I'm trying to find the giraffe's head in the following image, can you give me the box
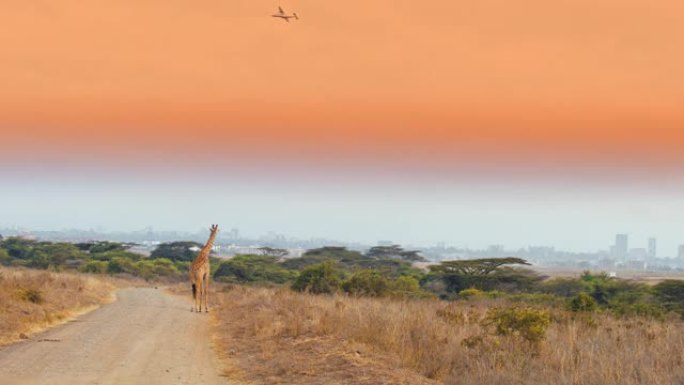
[210,224,219,234]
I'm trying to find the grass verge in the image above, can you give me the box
[211,285,684,385]
[0,268,120,346]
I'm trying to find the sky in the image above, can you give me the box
[2,1,684,255]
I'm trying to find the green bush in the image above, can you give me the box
[610,302,666,319]
[0,249,11,266]
[150,258,180,276]
[27,250,51,269]
[80,260,109,274]
[459,287,485,299]
[214,255,295,284]
[1,237,37,259]
[483,306,551,345]
[342,270,390,297]
[653,280,684,313]
[568,292,598,312]
[540,277,584,297]
[107,256,136,274]
[390,275,430,298]
[580,271,645,305]
[292,261,342,294]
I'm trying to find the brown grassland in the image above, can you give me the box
[212,285,684,385]
[0,268,118,346]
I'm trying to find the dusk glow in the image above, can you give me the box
[2,0,683,254]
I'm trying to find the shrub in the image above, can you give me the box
[292,261,342,294]
[150,258,180,276]
[214,255,294,284]
[610,302,666,319]
[483,306,551,345]
[540,277,584,297]
[390,275,432,298]
[16,288,44,304]
[653,280,684,313]
[342,270,390,297]
[0,249,11,266]
[80,260,109,274]
[107,257,136,274]
[568,292,598,312]
[459,288,485,299]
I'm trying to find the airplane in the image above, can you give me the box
[272,6,298,22]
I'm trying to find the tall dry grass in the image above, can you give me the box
[213,285,684,385]
[0,268,117,345]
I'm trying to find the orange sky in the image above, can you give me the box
[2,0,684,177]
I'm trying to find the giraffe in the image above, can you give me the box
[190,224,218,312]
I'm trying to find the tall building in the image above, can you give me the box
[648,238,656,259]
[678,245,684,259]
[615,234,628,260]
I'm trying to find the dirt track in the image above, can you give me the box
[0,288,225,385]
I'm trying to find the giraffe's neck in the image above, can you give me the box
[201,232,216,254]
[194,231,217,266]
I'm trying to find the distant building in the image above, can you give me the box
[628,248,648,260]
[226,228,240,239]
[487,245,505,256]
[648,237,656,259]
[678,245,684,259]
[614,234,628,260]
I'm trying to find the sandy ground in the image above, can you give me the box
[0,288,225,385]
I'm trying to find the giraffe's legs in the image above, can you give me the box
[195,279,203,313]
[191,282,197,312]
[203,273,209,313]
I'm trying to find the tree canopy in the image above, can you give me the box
[150,241,203,262]
[366,245,426,262]
[429,258,531,275]
[427,257,539,295]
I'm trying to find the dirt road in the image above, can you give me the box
[0,288,225,385]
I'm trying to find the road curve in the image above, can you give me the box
[0,288,225,385]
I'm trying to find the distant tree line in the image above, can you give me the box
[2,237,684,317]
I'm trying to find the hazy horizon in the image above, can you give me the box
[2,168,683,257]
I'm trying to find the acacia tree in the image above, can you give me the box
[150,241,203,262]
[366,245,426,262]
[428,257,538,294]
[430,258,531,275]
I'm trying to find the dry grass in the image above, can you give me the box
[0,267,119,346]
[212,285,684,385]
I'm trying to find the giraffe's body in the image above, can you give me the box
[190,224,218,312]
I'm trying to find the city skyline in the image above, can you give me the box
[1,223,682,260]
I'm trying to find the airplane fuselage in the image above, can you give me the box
[272,13,298,22]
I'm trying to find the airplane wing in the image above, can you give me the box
[278,6,285,14]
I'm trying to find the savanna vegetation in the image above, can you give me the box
[0,237,204,281]
[207,248,684,384]
[3,236,684,383]
[213,285,684,385]
[2,237,683,316]
[0,268,117,346]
